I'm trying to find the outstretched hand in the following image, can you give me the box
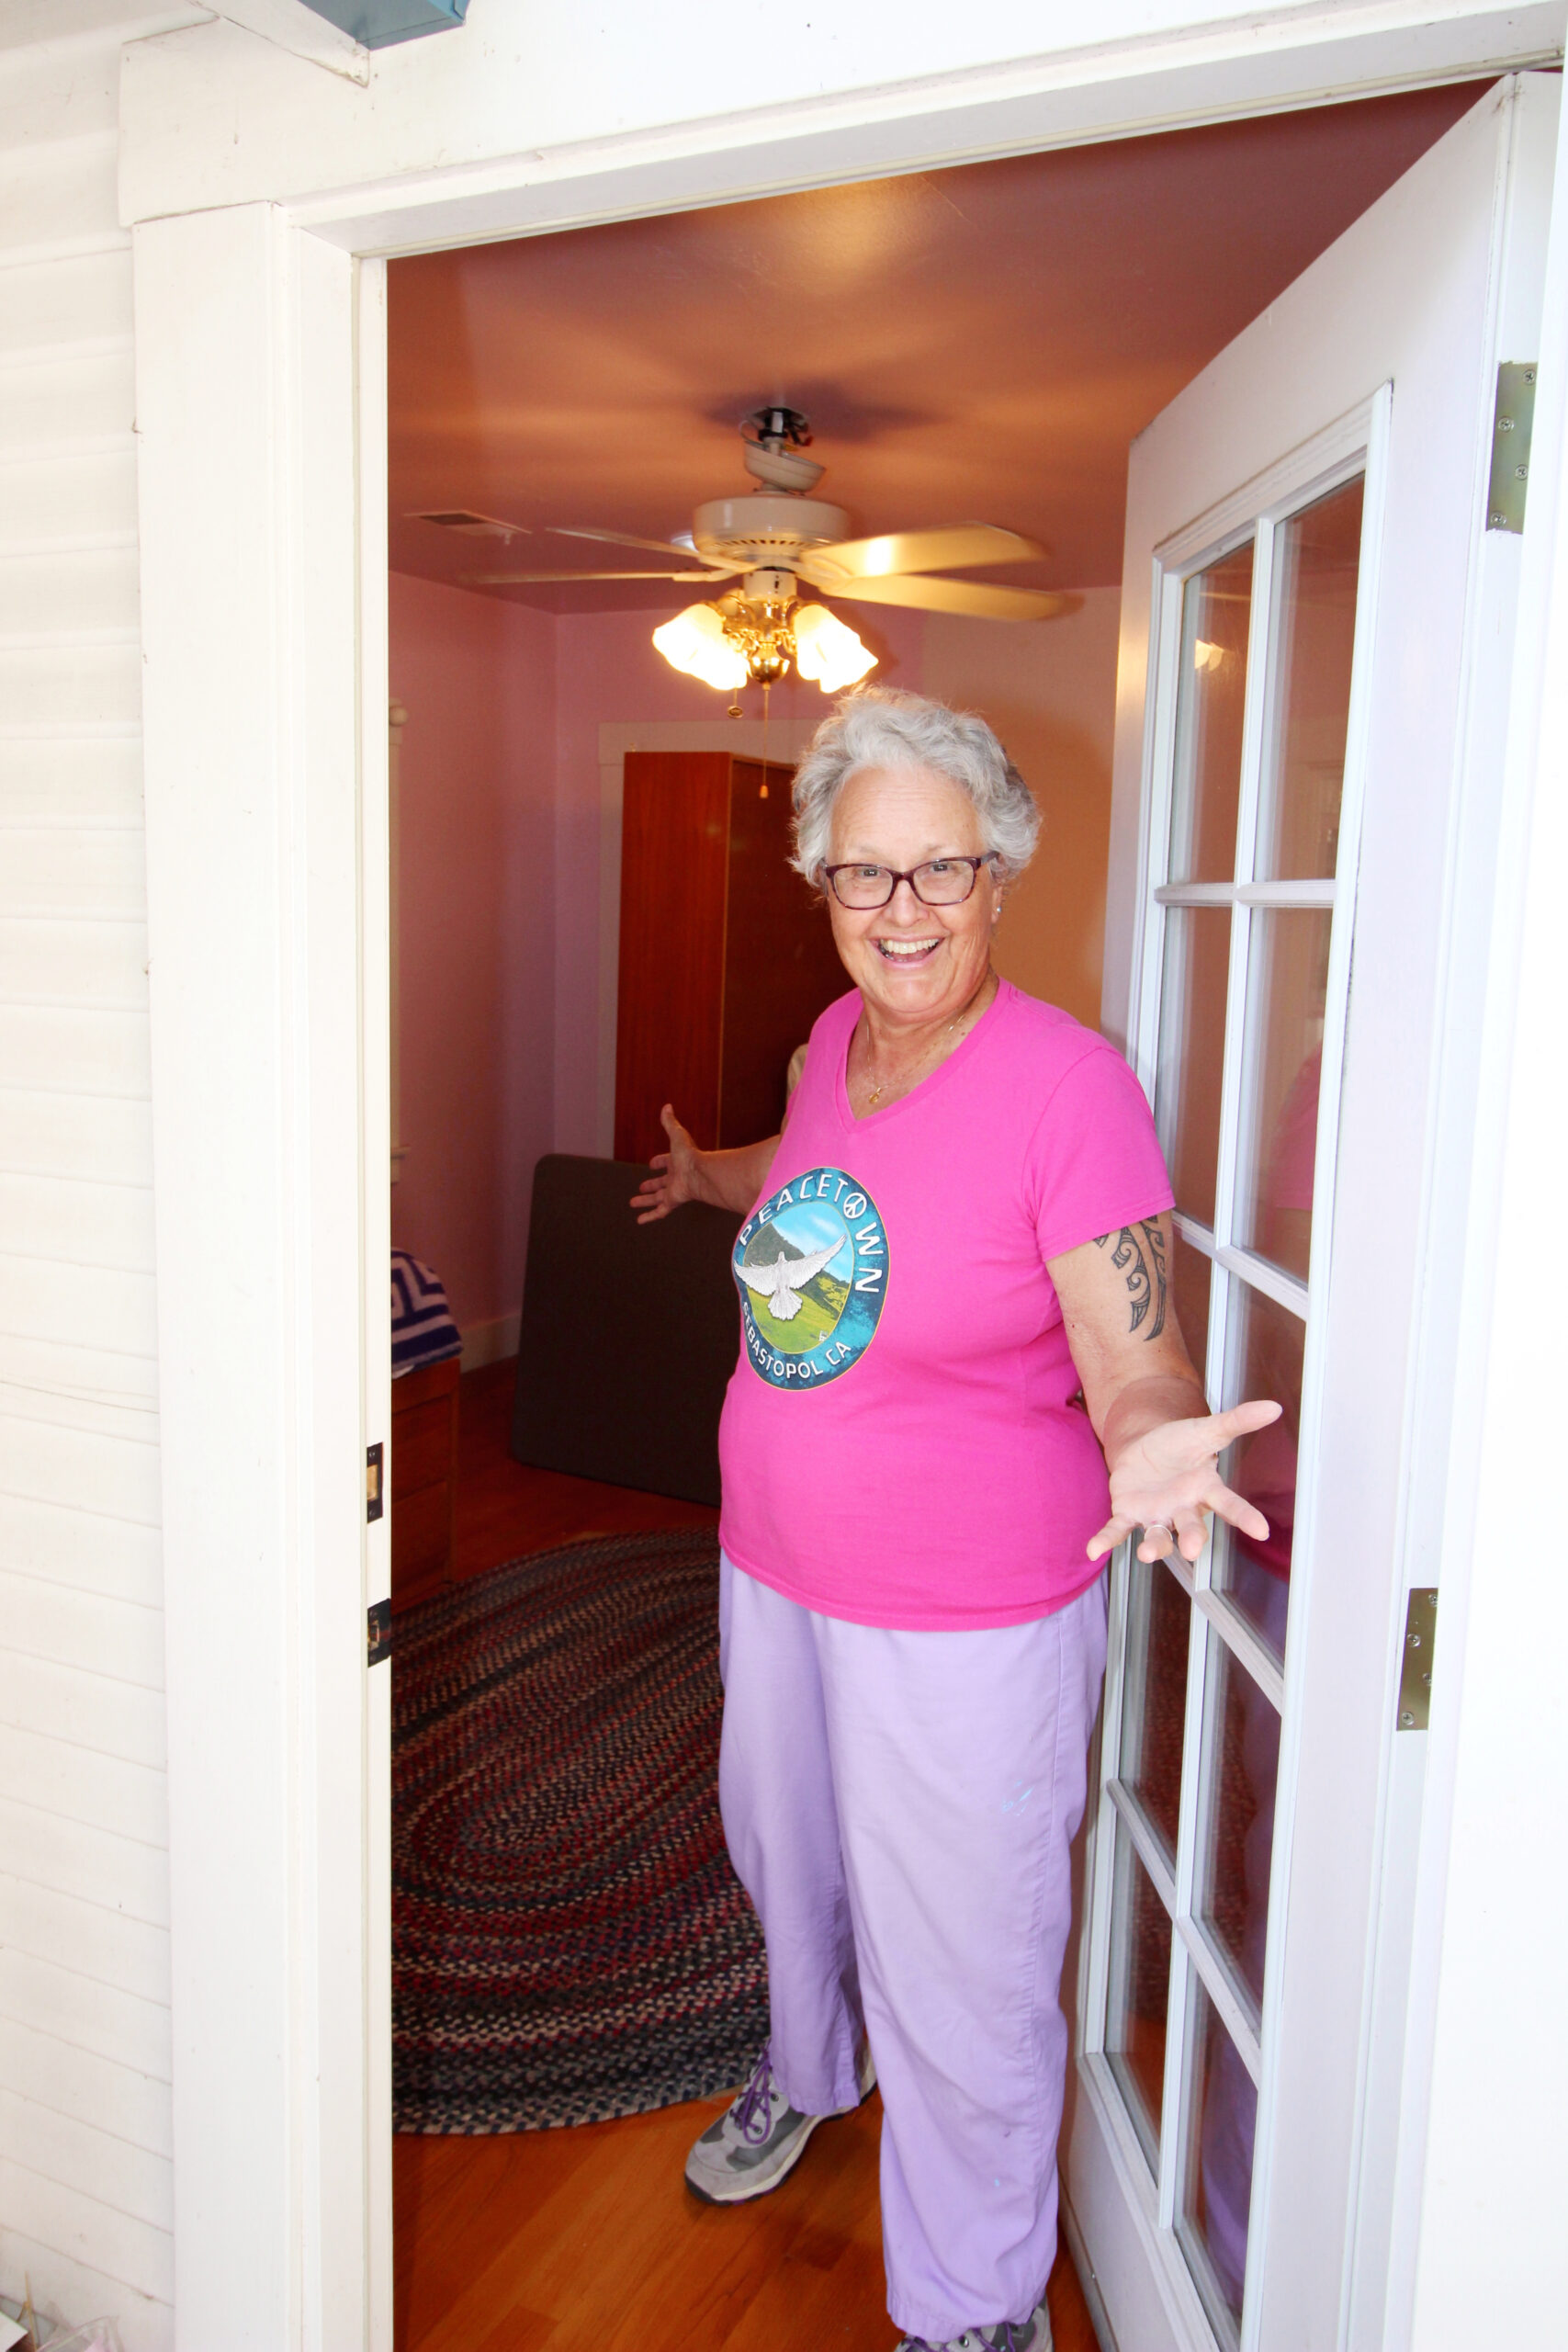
[1088,1397,1282,1565]
[629,1104,704,1225]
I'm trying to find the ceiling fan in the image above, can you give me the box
[463,404,1071,693]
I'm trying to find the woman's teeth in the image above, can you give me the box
[876,937,940,960]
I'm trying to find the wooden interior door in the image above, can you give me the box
[615,751,730,1159]
[615,751,843,1163]
[719,756,845,1146]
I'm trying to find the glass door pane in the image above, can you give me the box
[1169,541,1255,882]
[1233,909,1333,1281]
[1214,1260,1304,1663]
[1195,1642,1281,2020]
[1169,1223,1214,1385]
[1156,907,1231,1229]
[1254,477,1363,881]
[1179,1980,1258,2342]
[1107,1821,1174,2173]
[1118,1556,1190,1860]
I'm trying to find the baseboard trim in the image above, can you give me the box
[458,1311,520,1373]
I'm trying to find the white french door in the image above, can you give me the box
[1067,75,1557,2352]
[1089,418,1379,2348]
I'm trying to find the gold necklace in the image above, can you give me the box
[863,972,995,1109]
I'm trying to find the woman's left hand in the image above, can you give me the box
[1088,1398,1282,1565]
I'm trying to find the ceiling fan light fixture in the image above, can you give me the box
[652,601,750,691]
[653,588,875,695]
[791,600,877,692]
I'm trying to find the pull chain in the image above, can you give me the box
[760,681,771,797]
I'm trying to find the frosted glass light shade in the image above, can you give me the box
[792,600,877,691]
[652,601,749,690]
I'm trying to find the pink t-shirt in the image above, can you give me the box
[716,979,1175,1630]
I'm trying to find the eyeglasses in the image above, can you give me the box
[821,854,999,910]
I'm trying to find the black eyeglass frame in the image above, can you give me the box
[819,853,1001,910]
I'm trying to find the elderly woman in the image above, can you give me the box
[632,688,1276,2352]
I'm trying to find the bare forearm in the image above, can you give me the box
[692,1134,782,1216]
[1097,1371,1208,1470]
[1054,1216,1206,1471]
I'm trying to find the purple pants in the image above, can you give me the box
[717,1556,1108,2341]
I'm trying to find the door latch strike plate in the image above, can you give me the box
[1397,1587,1438,1730]
[367,1598,392,1667]
[367,1441,384,1522]
[1487,362,1537,533]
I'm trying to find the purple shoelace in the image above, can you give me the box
[731,2048,779,2144]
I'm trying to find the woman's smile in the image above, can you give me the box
[873,933,943,964]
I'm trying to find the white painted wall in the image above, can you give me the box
[0,8,201,2346]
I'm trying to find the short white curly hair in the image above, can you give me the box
[790,686,1041,884]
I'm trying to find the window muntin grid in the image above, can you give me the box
[1088,434,1374,2350]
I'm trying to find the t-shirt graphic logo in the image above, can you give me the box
[733,1167,887,1390]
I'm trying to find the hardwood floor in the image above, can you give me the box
[394,1359,1100,2352]
[395,2091,1100,2352]
[450,1357,720,1586]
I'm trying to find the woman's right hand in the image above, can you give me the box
[630,1104,705,1224]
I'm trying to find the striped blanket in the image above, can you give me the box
[391,1250,462,1378]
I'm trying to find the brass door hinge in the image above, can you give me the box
[1487,363,1537,533]
[367,1598,393,1666]
[367,1441,384,1522]
[1397,1588,1438,1730]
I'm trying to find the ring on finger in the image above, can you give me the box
[1144,1521,1175,1556]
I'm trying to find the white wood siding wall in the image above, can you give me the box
[0,13,193,2346]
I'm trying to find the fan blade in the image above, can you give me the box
[547,524,732,566]
[816,574,1072,621]
[463,569,732,584]
[804,525,1046,582]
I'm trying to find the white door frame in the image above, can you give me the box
[124,7,1568,2344]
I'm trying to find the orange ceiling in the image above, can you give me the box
[388,83,1486,613]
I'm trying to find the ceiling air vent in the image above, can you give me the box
[411,510,528,542]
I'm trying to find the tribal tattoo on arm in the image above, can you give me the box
[1093,1218,1168,1340]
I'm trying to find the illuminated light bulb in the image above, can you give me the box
[791,600,877,693]
[652,602,750,690]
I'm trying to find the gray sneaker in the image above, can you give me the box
[897,2301,1053,2352]
[683,2041,875,2205]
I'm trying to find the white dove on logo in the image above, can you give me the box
[736,1240,840,1322]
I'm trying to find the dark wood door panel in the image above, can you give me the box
[615,752,729,1163]
[720,756,846,1146]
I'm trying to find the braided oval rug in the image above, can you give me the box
[392,1528,767,2133]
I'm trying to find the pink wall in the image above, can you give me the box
[550,604,925,1150]
[389,571,556,1339]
